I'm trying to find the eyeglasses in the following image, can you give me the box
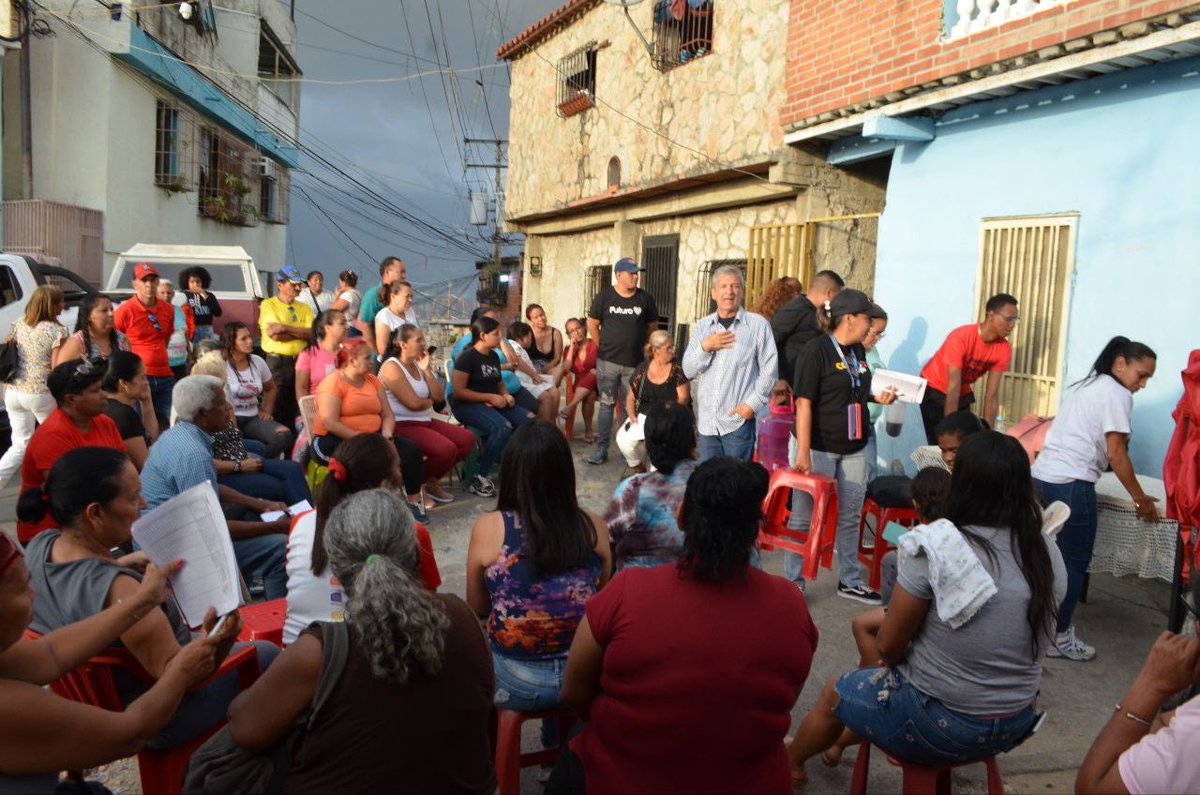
[867,329,887,340]
[73,358,97,377]
[146,311,161,333]
[287,305,298,322]
[994,313,1020,325]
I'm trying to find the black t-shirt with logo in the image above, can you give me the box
[454,346,504,396]
[793,335,873,454]
[588,287,659,367]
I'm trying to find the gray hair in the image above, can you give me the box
[189,351,227,380]
[711,265,745,290]
[324,489,448,685]
[172,375,223,423]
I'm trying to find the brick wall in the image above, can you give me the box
[783,0,1192,128]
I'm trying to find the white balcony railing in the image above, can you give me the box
[946,0,1063,40]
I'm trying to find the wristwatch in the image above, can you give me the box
[233,459,242,473]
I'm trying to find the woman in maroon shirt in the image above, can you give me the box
[556,457,819,793]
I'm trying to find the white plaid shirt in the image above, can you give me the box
[682,307,778,436]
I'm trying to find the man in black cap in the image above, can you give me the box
[584,257,659,465]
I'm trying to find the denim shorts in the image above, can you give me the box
[491,652,566,712]
[833,668,1038,767]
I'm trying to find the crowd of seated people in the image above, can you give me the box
[1,263,1190,795]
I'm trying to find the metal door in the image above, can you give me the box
[640,234,679,332]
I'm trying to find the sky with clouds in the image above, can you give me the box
[286,0,563,292]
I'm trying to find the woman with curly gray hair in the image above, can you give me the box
[227,489,496,792]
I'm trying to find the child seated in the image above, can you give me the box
[823,465,952,767]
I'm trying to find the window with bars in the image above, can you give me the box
[557,43,597,118]
[260,168,290,225]
[197,127,259,226]
[651,0,714,72]
[974,214,1078,423]
[583,264,612,317]
[154,100,191,191]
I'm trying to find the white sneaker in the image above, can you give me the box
[1046,626,1097,661]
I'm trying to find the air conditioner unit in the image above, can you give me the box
[259,158,278,180]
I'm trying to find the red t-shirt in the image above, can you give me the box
[919,323,1012,396]
[572,565,819,794]
[113,297,174,376]
[17,410,126,542]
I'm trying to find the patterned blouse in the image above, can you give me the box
[70,329,131,362]
[485,511,601,661]
[10,321,67,393]
[604,459,698,570]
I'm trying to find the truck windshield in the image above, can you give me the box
[111,262,248,293]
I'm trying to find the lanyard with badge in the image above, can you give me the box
[829,334,866,441]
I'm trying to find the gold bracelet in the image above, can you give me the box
[1115,704,1153,727]
[116,597,150,622]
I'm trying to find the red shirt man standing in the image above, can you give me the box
[113,262,174,427]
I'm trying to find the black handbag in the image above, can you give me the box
[183,621,350,795]
[0,327,19,383]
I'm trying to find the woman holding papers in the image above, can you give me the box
[17,447,277,750]
[786,290,896,601]
[787,432,1066,781]
[614,329,689,471]
[0,531,239,793]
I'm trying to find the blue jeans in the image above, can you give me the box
[451,401,532,475]
[594,359,637,454]
[117,641,279,750]
[148,375,175,428]
[1034,478,1098,632]
[221,457,312,507]
[785,445,870,588]
[697,419,757,462]
[834,667,1038,767]
[233,534,288,600]
[492,652,565,747]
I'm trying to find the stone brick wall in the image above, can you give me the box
[783,0,1191,129]
[505,0,791,220]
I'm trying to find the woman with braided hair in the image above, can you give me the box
[282,433,441,646]
[229,488,495,793]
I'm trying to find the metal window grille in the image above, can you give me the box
[197,127,260,226]
[695,259,747,317]
[641,234,679,332]
[258,22,299,109]
[607,157,621,190]
[154,100,193,190]
[651,0,714,72]
[583,265,612,318]
[259,169,290,225]
[974,214,1078,423]
[557,44,596,117]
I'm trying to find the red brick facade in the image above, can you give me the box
[783,0,1191,128]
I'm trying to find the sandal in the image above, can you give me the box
[426,483,455,504]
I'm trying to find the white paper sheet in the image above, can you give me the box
[871,369,928,404]
[261,500,313,523]
[131,482,243,628]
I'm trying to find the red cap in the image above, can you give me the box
[133,262,160,280]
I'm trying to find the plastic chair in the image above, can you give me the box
[858,499,920,591]
[757,469,839,581]
[1006,415,1054,464]
[850,740,1005,794]
[493,707,577,795]
[236,598,286,647]
[22,629,261,794]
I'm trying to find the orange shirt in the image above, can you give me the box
[919,323,1012,396]
[314,372,384,436]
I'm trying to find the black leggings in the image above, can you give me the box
[310,434,424,497]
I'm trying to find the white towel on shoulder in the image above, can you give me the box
[897,518,997,630]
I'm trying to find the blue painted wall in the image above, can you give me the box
[871,56,1200,478]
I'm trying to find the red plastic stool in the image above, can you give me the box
[850,740,1005,795]
[757,469,839,582]
[858,498,920,591]
[493,707,577,795]
[236,598,287,647]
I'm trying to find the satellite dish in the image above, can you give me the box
[602,0,645,6]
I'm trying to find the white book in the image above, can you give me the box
[871,369,928,404]
[131,482,244,628]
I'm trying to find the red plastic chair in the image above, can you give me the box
[757,469,839,581]
[236,598,287,647]
[851,740,1005,794]
[858,499,921,591]
[22,629,261,794]
[493,707,577,795]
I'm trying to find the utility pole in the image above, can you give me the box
[464,138,508,296]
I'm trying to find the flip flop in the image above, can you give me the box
[427,490,455,504]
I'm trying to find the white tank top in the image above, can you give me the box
[385,357,434,422]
